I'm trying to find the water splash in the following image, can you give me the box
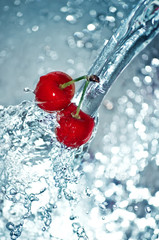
[0,101,85,239]
[1,61,159,239]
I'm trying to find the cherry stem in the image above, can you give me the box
[72,74,100,119]
[72,80,90,119]
[60,75,88,89]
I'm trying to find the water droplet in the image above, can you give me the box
[77,40,84,48]
[145,65,152,73]
[14,0,21,5]
[3,5,9,11]
[142,53,149,61]
[0,105,4,111]
[10,188,17,195]
[60,6,69,13]
[32,25,39,32]
[117,11,124,18]
[72,222,80,232]
[133,76,142,87]
[103,99,113,110]
[152,58,159,67]
[146,206,152,213]
[74,31,84,38]
[85,187,91,197]
[134,205,138,211]
[17,12,23,17]
[87,23,96,31]
[70,215,76,220]
[89,9,97,17]
[67,36,76,48]
[6,222,15,231]
[45,218,52,227]
[109,6,117,13]
[0,50,6,57]
[105,16,115,22]
[66,15,76,24]
[144,75,152,84]
[23,87,33,93]
[53,15,61,22]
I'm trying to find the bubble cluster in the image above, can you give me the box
[0,101,84,239]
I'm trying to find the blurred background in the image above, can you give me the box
[0,0,140,107]
[1,0,159,239]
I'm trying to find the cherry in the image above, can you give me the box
[55,75,99,148]
[56,103,95,148]
[34,71,75,112]
[34,71,99,148]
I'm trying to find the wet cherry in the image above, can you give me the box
[34,71,75,112]
[34,71,99,148]
[56,103,95,148]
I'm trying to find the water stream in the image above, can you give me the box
[79,0,159,116]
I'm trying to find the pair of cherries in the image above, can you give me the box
[34,71,99,148]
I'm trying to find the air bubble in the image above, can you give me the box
[17,12,23,17]
[144,75,152,84]
[74,31,84,38]
[77,40,84,48]
[152,58,159,66]
[6,222,14,231]
[146,206,152,213]
[85,187,92,197]
[0,50,6,57]
[70,215,76,220]
[32,25,39,32]
[67,58,74,64]
[0,105,4,110]
[142,53,149,61]
[85,42,93,48]
[66,15,76,24]
[23,87,33,93]
[134,205,138,211]
[14,0,21,5]
[72,222,80,232]
[53,15,61,22]
[60,6,69,12]
[3,5,9,11]
[87,23,96,31]
[103,99,114,110]
[89,9,97,17]
[105,16,115,22]
[133,76,142,87]
[10,188,17,195]
[117,11,124,18]
[145,65,152,73]
[67,36,76,48]
[109,6,117,13]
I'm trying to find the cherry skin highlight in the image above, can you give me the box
[34,71,75,112]
[56,103,95,148]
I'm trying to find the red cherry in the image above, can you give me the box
[55,103,95,148]
[34,71,75,112]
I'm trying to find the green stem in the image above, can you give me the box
[72,80,90,119]
[60,75,88,89]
